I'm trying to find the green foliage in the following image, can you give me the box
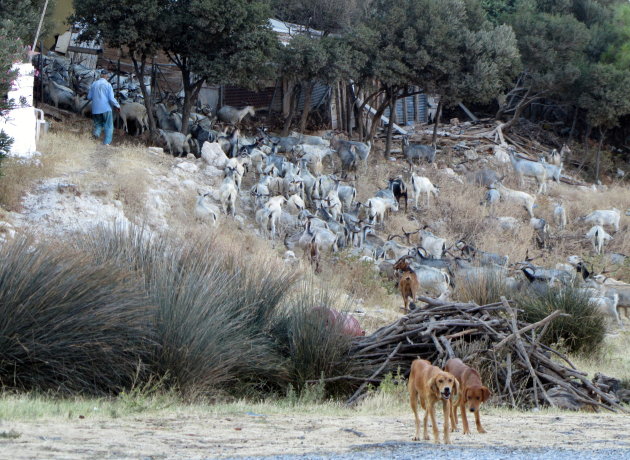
[0,236,156,395]
[578,62,630,129]
[516,285,606,354]
[349,0,520,106]
[453,270,516,305]
[0,0,53,44]
[272,283,356,394]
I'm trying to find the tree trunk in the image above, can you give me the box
[298,81,314,134]
[568,106,578,143]
[131,53,157,135]
[595,127,606,184]
[179,67,204,137]
[385,92,396,158]
[282,83,300,136]
[367,96,391,143]
[431,98,442,145]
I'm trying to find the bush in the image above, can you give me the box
[0,236,155,395]
[72,225,295,395]
[272,282,357,395]
[516,285,606,354]
[453,269,516,305]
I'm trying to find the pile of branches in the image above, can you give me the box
[335,297,625,412]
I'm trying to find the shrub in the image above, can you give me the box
[272,282,357,395]
[453,269,516,305]
[72,225,295,395]
[0,236,155,395]
[516,285,606,354]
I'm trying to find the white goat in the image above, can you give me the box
[195,192,218,227]
[496,183,536,218]
[120,102,148,134]
[409,264,451,298]
[365,197,399,225]
[324,189,343,222]
[580,208,621,232]
[540,158,563,183]
[256,195,286,239]
[224,158,245,191]
[418,229,446,259]
[158,129,191,157]
[217,105,255,125]
[219,174,238,216]
[590,293,622,327]
[286,194,305,214]
[553,202,567,230]
[508,148,547,194]
[585,225,612,254]
[411,174,439,207]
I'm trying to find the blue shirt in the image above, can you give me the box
[87,78,120,114]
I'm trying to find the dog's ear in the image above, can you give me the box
[481,386,491,403]
[429,376,439,396]
[452,377,460,398]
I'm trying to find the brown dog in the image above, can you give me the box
[408,358,459,444]
[445,358,491,434]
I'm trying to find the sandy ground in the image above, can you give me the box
[1,410,629,459]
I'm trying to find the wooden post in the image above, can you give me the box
[402,96,408,125]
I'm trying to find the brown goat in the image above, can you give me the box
[400,271,420,312]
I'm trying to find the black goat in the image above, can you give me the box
[389,177,408,212]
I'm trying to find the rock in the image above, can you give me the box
[203,165,224,178]
[450,118,460,125]
[441,167,456,176]
[186,153,196,160]
[283,250,296,260]
[493,144,510,163]
[234,215,245,229]
[546,386,585,411]
[201,141,228,169]
[180,179,197,190]
[175,161,199,173]
[148,146,164,155]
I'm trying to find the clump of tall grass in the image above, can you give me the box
[0,236,155,395]
[516,285,606,354]
[453,269,516,305]
[272,282,358,395]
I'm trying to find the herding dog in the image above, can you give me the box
[408,358,459,444]
[445,358,491,434]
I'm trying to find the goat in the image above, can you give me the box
[411,174,439,208]
[286,194,305,214]
[378,177,408,212]
[366,197,399,225]
[508,148,547,194]
[495,183,536,218]
[336,183,357,212]
[195,191,219,227]
[335,144,357,179]
[585,225,612,254]
[330,134,371,171]
[219,173,238,216]
[157,129,191,157]
[324,189,343,222]
[482,186,501,208]
[120,102,148,135]
[465,168,502,187]
[217,105,255,125]
[224,158,245,191]
[419,229,446,259]
[554,202,567,230]
[590,293,622,327]
[394,257,450,298]
[217,128,240,157]
[155,103,179,131]
[540,158,563,182]
[579,209,621,232]
[73,94,92,116]
[400,271,420,312]
[44,79,75,109]
[402,136,436,169]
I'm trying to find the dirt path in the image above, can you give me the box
[2,411,628,459]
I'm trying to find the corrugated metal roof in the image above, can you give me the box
[385,93,428,124]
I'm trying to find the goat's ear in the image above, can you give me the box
[481,386,491,402]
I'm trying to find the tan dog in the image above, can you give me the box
[408,358,459,444]
[445,358,491,434]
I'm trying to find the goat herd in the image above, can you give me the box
[189,122,629,330]
[37,54,629,328]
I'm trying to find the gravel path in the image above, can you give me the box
[229,442,628,460]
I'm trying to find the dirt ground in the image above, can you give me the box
[1,410,629,459]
